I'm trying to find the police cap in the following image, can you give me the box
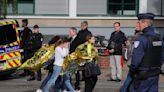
[137,13,155,20]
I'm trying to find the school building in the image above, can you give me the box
[5,0,164,39]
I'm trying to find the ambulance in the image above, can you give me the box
[0,19,22,75]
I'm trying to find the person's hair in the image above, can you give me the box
[141,19,153,26]
[86,34,93,42]
[136,21,139,24]
[55,37,68,47]
[33,24,39,29]
[81,21,88,26]
[22,19,28,25]
[70,27,77,32]
[114,22,120,26]
[48,35,60,45]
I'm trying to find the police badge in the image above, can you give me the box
[134,41,140,48]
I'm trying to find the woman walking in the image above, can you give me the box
[44,37,74,92]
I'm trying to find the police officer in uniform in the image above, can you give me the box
[25,25,44,81]
[127,13,164,92]
[21,19,32,52]
[20,19,32,76]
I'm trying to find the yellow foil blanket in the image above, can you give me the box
[18,44,55,72]
[62,43,98,71]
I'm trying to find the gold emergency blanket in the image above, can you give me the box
[63,43,98,71]
[18,44,55,71]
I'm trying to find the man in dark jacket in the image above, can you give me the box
[20,19,32,76]
[107,22,126,82]
[25,25,43,81]
[71,21,92,53]
[71,21,92,91]
[21,19,32,52]
[69,27,77,54]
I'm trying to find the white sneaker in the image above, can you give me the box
[36,89,43,92]
[63,90,68,92]
[75,90,81,92]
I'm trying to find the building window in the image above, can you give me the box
[7,0,17,14]
[5,0,34,15]
[77,0,106,16]
[35,0,69,15]
[161,0,164,16]
[107,0,138,16]
[17,0,34,14]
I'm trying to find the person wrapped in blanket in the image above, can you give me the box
[43,37,74,92]
[18,39,55,72]
[63,34,100,92]
[36,35,59,92]
[33,35,73,92]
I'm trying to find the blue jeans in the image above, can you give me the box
[54,76,63,92]
[54,72,74,92]
[44,65,62,92]
[63,72,74,92]
[40,71,53,89]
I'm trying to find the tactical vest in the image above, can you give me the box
[139,34,162,68]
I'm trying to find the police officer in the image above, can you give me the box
[127,13,164,92]
[21,19,32,51]
[19,19,32,76]
[25,24,44,81]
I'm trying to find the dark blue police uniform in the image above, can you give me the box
[121,13,164,92]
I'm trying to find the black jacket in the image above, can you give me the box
[107,31,126,55]
[69,36,77,54]
[21,27,32,48]
[24,33,43,52]
[69,29,92,53]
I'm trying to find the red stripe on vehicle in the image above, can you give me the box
[8,62,13,67]
[13,60,19,66]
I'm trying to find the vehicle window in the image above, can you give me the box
[0,24,17,45]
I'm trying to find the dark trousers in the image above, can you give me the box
[28,69,41,80]
[74,69,85,90]
[85,76,98,92]
[23,50,34,76]
[74,71,80,90]
[36,69,42,80]
[129,75,159,92]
